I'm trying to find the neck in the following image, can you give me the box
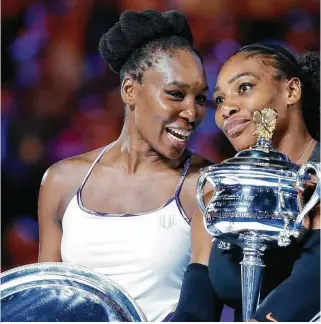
[273,114,315,164]
[112,115,172,174]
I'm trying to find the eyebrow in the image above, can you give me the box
[166,81,209,92]
[228,72,261,84]
[213,72,261,93]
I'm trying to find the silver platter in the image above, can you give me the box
[1,262,146,322]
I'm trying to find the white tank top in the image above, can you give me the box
[61,146,193,322]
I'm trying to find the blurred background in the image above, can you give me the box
[1,0,319,280]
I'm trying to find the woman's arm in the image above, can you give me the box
[251,229,320,322]
[171,191,224,322]
[250,181,320,322]
[38,165,65,262]
[190,191,213,265]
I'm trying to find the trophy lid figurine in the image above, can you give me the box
[196,107,321,321]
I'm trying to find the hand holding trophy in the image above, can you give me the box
[196,107,321,321]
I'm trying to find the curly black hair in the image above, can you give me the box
[98,9,201,84]
[235,44,320,140]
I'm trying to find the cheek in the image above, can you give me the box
[242,92,268,112]
[135,110,161,134]
[135,92,160,120]
[249,85,284,109]
[134,98,171,136]
[247,93,287,128]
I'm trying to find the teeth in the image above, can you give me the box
[168,133,186,142]
[167,128,192,136]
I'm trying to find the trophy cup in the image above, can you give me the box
[1,263,146,322]
[196,108,321,321]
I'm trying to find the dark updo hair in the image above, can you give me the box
[98,9,201,84]
[235,44,320,140]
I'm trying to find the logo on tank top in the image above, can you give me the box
[159,213,175,229]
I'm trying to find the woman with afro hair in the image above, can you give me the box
[38,9,210,322]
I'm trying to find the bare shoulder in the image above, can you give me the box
[42,149,102,190]
[40,148,105,214]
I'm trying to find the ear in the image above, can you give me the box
[285,77,302,105]
[120,76,136,106]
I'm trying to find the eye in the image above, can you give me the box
[214,96,224,106]
[165,90,184,99]
[239,83,253,93]
[196,94,207,105]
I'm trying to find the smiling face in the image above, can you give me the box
[213,52,300,152]
[123,49,208,159]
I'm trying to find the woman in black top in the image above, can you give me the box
[172,44,320,322]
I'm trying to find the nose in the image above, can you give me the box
[180,108,196,124]
[179,100,203,127]
[221,102,240,119]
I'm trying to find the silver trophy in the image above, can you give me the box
[196,108,321,321]
[1,262,146,322]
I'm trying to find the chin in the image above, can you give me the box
[229,136,257,152]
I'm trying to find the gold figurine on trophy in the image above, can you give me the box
[253,108,278,140]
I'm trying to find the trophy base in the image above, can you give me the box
[239,232,267,322]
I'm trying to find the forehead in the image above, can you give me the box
[144,49,206,87]
[217,53,276,83]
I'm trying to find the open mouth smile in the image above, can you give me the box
[165,127,193,145]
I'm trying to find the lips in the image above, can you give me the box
[165,126,193,148]
[166,127,193,139]
[223,119,250,138]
